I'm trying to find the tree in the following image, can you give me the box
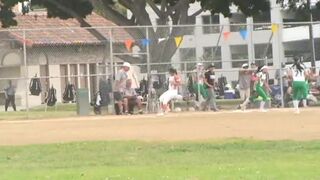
[1,0,271,68]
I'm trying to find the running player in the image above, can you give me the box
[255,65,271,112]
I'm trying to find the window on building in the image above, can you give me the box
[202,15,220,34]
[229,13,247,32]
[180,48,196,71]
[230,45,248,68]
[203,47,222,69]
[79,64,88,88]
[184,16,196,35]
[70,64,78,88]
[254,43,274,66]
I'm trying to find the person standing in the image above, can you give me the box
[238,63,252,111]
[255,66,271,112]
[158,68,182,115]
[4,80,16,111]
[287,60,308,113]
[204,64,218,111]
[114,62,131,115]
[191,63,207,109]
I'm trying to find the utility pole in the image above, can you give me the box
[307,0,316,69]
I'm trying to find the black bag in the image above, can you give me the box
[29,75,42,96]
[99,79,111,106]
[46,86,57,106]
[63,84,75,102]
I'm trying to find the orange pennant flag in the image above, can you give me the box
[223,32,231,40]
[125,39,134,51]
[271,24,278,33]
[175,36,183,47]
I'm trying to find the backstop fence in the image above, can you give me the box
[0,22,320,118]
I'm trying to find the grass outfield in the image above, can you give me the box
[0,104,77,120]
[1,140,320,179]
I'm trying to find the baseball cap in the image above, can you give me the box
[123,62,131,68]
[196,62,203,67]
[242,63,249,68]
[260,65,268,71]
[208,63,215,68]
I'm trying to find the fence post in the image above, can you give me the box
[276,23,285,108]
[146,26,152,113]
[23,30,29,118]
[109,28,115,114]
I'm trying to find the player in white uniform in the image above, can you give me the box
[158,68,181,115]
[287,60,308,114]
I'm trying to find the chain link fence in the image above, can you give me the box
[0,22,320,119]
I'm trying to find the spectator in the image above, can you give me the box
[4,80,16,111]
[192,63,207,100]
[275,63,289,106]
[204,64,218,111]
[123,79,143,115]
[238,63,252,111]
[114,62,130,115]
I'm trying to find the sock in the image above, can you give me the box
[260,101,265,110]
[293,100,299,111]
[302,99,307,107]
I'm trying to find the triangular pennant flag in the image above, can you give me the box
[223,32,231,40]
[239,29,248,40]
[158,38,166,43]
[271,24,278,33]
[141,39,151,47]
[125,39,134,51]
[175,36,183,47]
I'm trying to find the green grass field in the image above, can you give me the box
[0,103,77,120]
[1,140,320,179]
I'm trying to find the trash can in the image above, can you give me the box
[76,88,90,116]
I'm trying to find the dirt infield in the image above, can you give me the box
[1,108,320,146]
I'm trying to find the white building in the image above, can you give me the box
[131,0,320,82]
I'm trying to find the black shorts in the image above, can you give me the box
[114,92,124,102]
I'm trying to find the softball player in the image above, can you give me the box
[255,66,271,112]
[158,68,182,115]
[288,61,308,114]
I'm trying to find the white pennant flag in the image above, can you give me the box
[158,38,166,43]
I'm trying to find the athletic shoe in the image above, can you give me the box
[260,109,268,112]
[157,112,164,116]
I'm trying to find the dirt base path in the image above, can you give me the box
[1,108,320,146]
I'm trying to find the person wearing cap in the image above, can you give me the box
[114,62,131,115]
[238,63,252,111]
[191,63,207,104]
[203,64,218,111]
[255,65,271,112]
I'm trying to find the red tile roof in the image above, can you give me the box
[1,12,132,47]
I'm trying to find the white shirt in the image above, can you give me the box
[168,76,176,91]
[257,72,267,86]
[291,68,305,82]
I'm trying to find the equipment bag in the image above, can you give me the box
[46,86,57,106]
[63,83,75,102]
[29,75,42,96]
